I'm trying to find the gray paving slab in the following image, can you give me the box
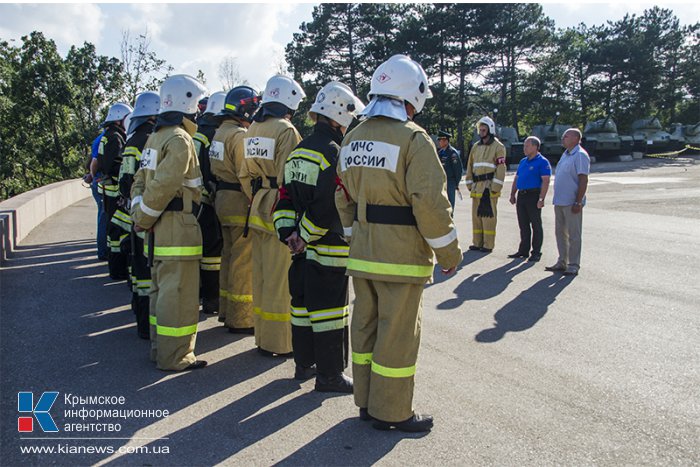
[1,156,699,466]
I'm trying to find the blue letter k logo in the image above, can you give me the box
[18,392,59,432]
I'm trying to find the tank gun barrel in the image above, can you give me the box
[549,111,560,131]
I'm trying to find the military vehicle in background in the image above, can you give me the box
[581,115,634,158]
[531,111,569,164]
[669,122,700,153]
[631,117,673,153]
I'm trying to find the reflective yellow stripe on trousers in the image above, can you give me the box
[157,323,198,337]
[254,307,290,322]
[352,352,415,377]
[352,352,372,365]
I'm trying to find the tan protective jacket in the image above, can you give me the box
[131,119,203,261]
[210,119,251,227]
[335,116,462,284]
[465,137,507,196]
[240,117,302,234]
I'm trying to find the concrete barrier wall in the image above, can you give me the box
[0,179,91,264]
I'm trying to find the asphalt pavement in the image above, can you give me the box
[1,155,698,466]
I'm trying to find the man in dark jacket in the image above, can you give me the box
[437,130,463,215]
[98,102,132,280]
[274,81,364,393]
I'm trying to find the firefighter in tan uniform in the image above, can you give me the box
[241,75,304,357]
[131,74,208,371]
[464,116,506,252]
[210,86,261,334]
[336,55,462,432]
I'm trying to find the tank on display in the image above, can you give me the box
[668,122,700,152]
[531,112,569,164]
[631,117,673,153]
[581,115,634,158]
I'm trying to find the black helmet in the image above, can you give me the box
[219,86,261,122]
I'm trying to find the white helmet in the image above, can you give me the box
[204,91,227,115]
[261,75,306,111]
[476,116,496,135]
[131,91,160,118]
[310,81,365,128]
[158,74,208,115]
[124,114,134,139]
[367,54,432,113]
[103,102,132,125]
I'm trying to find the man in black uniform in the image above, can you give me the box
[116,91,159,338]
[274,81,364,393]
[98,102,132,280]
[193,92,226,314]
[437,130,463,215]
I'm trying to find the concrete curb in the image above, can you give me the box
[0,179,91,264]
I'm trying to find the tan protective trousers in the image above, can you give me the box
[219,225,254,328]
[351,277,424,422]
[149,259,200,370]
[471,195,499,249]
[252,230,292,354]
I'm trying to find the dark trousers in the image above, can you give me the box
[288,252,349,377]
[131,233,151,339]
[104,195,128,279]
[197,202,222,303]
[516,190,543,255]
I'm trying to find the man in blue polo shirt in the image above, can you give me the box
[508,136,551,262]
[83,130,107,260]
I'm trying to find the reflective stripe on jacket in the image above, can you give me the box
[465,136,506,195]
[335,116,462,284]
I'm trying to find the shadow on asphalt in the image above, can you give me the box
[474,273,574,343]
[1,237,312,465]
[103,381,357,466]
[274,418,424,466]
[436,259,535,309]
[428,250,487,287]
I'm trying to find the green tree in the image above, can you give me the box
[65,42,123,160]
[482,3,554,132]
[4,32,78,197]
[119,30,172,104]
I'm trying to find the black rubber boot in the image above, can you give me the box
[314,373,353,393]
[359,408,373,421]
[372,413,434,433]
[201,297,219,314]
[294,365,317,381]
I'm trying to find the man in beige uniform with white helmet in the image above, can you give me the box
[336,55,462,432]
[210,85,261,333]
[464,116,506,252]
[131,74,208,371]
[241,75,304,357]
